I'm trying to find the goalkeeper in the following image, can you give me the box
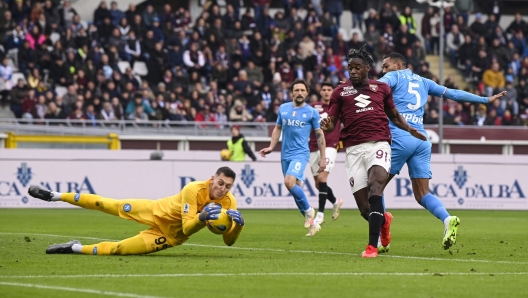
[27,166,245,255]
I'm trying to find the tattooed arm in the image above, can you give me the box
[314,128,327,173]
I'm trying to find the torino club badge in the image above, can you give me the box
[369,84,378,92]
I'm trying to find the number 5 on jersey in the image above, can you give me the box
[407,82,421,110]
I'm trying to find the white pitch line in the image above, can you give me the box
[0,281,165,298]
[183,243,528,265]
[1,272,528,279]
[2,232,528,266]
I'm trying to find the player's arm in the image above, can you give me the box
[241,138,257,161]
[315,128,327,173]
[259,124,282,157]
[424,78,507,104]
[181,185,208,236]
[181,186,222,236]
[321,88,341,132]
[223,198,244,246]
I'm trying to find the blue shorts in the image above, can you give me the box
[390,134,432,179]
[281,159,308,181]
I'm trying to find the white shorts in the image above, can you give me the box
[309,147,338,175]
[345,141,391,193]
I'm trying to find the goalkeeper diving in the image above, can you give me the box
[27,166,244,255]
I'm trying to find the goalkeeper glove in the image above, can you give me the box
[226,209,244,226]
[199,203,222,222]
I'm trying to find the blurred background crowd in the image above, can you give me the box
[0,0,526,126]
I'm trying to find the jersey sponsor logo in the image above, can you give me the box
[340,89,358,96]
[123,203,132,212]
[281,111,287,115]
[401,113,423,124]
[354,94,372,108]
[369,84,378,92]
[183,203,189,214]
[314,105,323,112]
[285,119,306,127]
[343,86,355,91]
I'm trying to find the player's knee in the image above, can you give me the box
[284,178,296,189]
[367,181,384,196]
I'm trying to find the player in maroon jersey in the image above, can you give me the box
[307,82,343,230]
[321,46,426,258]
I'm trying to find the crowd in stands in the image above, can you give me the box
[0,0,526,126]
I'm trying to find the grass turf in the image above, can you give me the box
[0,209,527,298]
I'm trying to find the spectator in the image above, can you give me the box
[482,62,505,97]
[142,5,158,28]
[507,13,527,35]
[421,7,434,54]
[128,104,148,122]
[45,101,67,122]
[59,0,78,29]
[454,0,474,25]
[446,24,464,67]
[470,13,487,38]
[499,82,519,116]
[93,1,111,26]
[229,99,253,122]
[399,6,417,35]
[349,0,367,31]
[195,104,218,127]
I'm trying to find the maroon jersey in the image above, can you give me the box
[309,101,341,152]
[328,79,395,148]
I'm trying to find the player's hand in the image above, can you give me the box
[317,158,326,173]
[320,117,331,131]
[409,127,428,141]
[488,91,507,103]
[226,209,245,226]
[259,147,272,157]
[199,203,222,222]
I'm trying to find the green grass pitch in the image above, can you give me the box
[0,209,527,298]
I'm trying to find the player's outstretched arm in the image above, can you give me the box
[425,78,507,104]
[385,107,427,141]
[223,209,244,246]
[320,116,338,132]
[259,124,282,157]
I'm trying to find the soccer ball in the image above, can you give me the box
[206,208,233,235]
[220,149,231,161]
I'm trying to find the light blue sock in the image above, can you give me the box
[421,193,450,222]
[381,193,386,212]
[290,185,310,214]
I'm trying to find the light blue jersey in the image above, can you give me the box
[276,102,320,181]
[378,69,488,178]
[379,69,488,137]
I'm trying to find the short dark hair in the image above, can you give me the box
[383,52,407,66]
[321,82,334,89]
[347,44,374,65]
[216,166,236,180]
[290,78,310,93]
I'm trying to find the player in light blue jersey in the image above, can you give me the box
[378,53,507,251]
[259,79,327,236]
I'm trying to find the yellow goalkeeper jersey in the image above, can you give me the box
[152,180,238,246]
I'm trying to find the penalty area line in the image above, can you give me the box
[0,281,164,298]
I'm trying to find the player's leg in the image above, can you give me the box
[408,140,460,250]
[28,185,157,226]
[309,151,326,224]
[362,142,392,258]
[321,147,342,220]
[46,228,172,255]
[283,159,315,229]
[345,144,369,221]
